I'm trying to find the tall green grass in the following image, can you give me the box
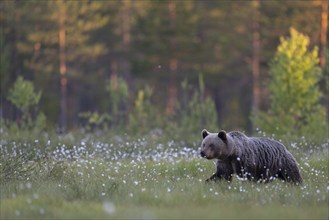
[1,132,328,219]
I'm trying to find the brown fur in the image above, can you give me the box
[200,129,303,184]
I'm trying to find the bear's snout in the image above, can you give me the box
[200,151,206,158]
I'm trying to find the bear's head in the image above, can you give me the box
[200,129,233,160]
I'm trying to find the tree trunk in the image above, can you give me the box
[58,0,67,132]
[166,58,178,115]
[122,0,131,77]
[320,0,328,71]
[110,60,118,120]
[320,0,328,121]
[251,0,261,127]
[12,1,19,122]
[166,0,177,116]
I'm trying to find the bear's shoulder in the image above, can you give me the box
[228,131,248,140]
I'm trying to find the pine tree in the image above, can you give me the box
[10,1,110,128]
[254,28,328,143]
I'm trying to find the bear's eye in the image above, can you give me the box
[209,144,215,149]
[203,143,205,147]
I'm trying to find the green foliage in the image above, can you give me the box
[76,74,219,139]
[253,28,328,143]
[7,76,41,114]
[78,112,111,132]
[106,77,129,113]
[79,77,128,131]
[106,76,129,126]
[6,76,46,131]
[178,74,218,136]
[124,74,219,138]
[0,155,34,184]
[128,85,162,133]
[0,33,10,97]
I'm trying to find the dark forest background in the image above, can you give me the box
[0,0,328,139]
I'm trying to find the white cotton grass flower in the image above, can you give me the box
[15,210,20,216]
[26,182,32,189]
[39,208,45,215]
[103,201,116,215]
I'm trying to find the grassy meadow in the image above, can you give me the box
[0,131,328,219]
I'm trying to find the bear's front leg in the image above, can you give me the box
[205,172,233,182]
[206,173,220,182]
[206,160,233,182]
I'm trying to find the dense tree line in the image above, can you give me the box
[0,0,327,134]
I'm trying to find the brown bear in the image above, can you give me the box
[200,129,303,184]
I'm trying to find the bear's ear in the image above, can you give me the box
[218,130,227,143]
[201,129,209,139]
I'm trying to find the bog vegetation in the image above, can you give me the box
[0,129,328,219]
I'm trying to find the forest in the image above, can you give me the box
[1,0,327,138]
